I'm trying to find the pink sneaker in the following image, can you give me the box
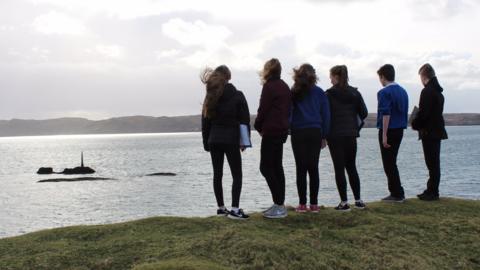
[295,204,308,213]
[309,205,320,213]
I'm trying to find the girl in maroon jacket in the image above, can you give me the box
[254,58,292,219]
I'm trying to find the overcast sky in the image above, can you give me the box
[1,0,479,120]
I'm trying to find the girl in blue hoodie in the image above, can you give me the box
[290,64,330,213]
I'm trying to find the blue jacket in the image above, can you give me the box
[290,85,331,137]
[377,83,409,129]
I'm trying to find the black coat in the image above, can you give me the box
[201,83,251,151]
[326,85,368,138]
[412,77,448,140]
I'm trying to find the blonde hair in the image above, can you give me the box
[259,58,282,85]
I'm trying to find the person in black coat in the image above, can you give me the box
[412,63,448,201]
[201,65,251,219]
[326,65,368,211]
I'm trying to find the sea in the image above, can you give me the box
[0,126,479,238]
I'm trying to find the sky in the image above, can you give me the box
[0,0,479,120]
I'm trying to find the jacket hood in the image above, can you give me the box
[327,85,359,103]
[426,77,443,93]
[220,83,237,100]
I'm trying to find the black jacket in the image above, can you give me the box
[326,85,368,138]
[411,77,448,140]
[201,83,251,151]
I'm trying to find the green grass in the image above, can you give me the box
[1,198,479,270]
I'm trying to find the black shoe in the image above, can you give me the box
[382,195,405,203]
[228,209,249,220]
[334,202,351,212]
[354,200,366,209]
[217,208,229,216]
[418,193,439,201]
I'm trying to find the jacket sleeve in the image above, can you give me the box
[357,92,369,120]
[412,88,431,130]
[320,92,331,138]
[377,90,392,116]
[254,84,272,133]
[201,115,211,151]
[237,91,251,137]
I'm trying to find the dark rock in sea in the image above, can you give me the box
[38,177,115,183]
[145,172,177,176]
[37,167,54,174]
[61,166,96,175]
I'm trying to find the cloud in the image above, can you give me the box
[92,45,125,59]
[409,0,479,19]
[161,18,231,49]
[32,11,87,35]
[155,49,180,59]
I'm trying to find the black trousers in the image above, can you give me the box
[328,136,361,202]
[422,139,442,196]
[210,144,242,208]
[260,134,287,205]
[378,129,405,198]
[291,128,322,205]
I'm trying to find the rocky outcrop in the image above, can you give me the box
[38,177,114,183]
[145,172,177,176]
[37,167,54,174]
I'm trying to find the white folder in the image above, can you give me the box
[239,124,252,147]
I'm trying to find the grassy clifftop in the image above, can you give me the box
[0,198,479,270]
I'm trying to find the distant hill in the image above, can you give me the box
[0,114,479,137]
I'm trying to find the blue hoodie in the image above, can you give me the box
[290,85,331,137]
[377,82,409,129]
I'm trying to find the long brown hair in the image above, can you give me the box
[200,65,231,119]
[292,64,318,101]
[260,58,282,85]
[330,65,349,89]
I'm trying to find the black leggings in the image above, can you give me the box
[291,128,322,205]
[210,144,242,208]
[260,135,287,205]
[328,136,361,202]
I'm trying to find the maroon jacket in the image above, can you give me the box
[254,78,292,136]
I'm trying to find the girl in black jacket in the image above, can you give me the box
[201,65,251,219]
[326,65,368,211]
[412,63,448,201]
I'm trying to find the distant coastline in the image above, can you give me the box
[1,113,479,137]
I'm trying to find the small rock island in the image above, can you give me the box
[36,152,96,175]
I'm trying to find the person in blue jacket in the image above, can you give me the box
[290,64,330,213]
[376,64,409,203]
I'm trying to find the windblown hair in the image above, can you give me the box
[260,58,282,85]
[200,65,231,119]
[292,63,318,101]
[418,63,436,80]
[330,65,349,89]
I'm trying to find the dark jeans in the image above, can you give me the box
[422,139,442,196]
[210,144,242,208]
[260,134,287,205]
[378,129,405,198]
[291,128,322,205]
[328,136,361,202]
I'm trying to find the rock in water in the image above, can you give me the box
[62,166,96,175]
[38,177,114,183]
[145,172,177,176]
[37,167,54,174]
